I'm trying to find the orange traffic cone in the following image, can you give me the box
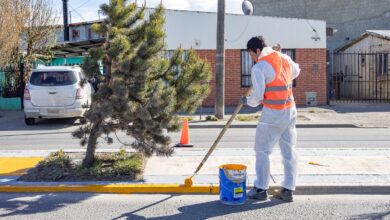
[175,118,194,147]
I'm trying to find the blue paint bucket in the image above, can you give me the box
[219,164,247,205]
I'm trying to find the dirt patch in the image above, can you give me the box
[236,115,260,121]
[304,111,390,128]
[18,150,146,182]
[298,115,311,121]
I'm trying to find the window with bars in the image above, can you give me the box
[241,50,253,88]
[241,49,296,87]
[282,49,297,87]
[377,53,389,75]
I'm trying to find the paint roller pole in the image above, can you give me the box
[185,88,252,187]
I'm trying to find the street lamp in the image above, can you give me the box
[242,0,253,15]
[215,0,253,119]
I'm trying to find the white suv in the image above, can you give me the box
[23,66,94,125]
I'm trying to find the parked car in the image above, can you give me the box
[23,66,94,125]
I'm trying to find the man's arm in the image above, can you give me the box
[246,65,266,107]
[283,54,301,79]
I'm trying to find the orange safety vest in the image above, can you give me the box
[257,51,295,110]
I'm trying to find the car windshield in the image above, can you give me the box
[30,71,77,86]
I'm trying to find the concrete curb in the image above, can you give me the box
[189,124,358,129]
[1,184,389,195]
[0,184,219,194]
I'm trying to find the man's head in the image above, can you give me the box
[272,43,281,52]
[247,36,267,62]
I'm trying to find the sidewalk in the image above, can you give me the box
[186,104,390,128]
[1,148,389,194]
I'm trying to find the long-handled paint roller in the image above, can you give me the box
[184,88,253,187]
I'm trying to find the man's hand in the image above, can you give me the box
[240,96,248,106]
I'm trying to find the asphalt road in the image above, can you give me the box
[0,119,390,150]
[0,193,389,220]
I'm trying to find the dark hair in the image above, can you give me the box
[247,36,267,52]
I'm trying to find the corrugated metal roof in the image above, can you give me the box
[367,30,390,38]
[52,38,105,57]
[335,30,390,52]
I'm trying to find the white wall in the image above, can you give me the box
[161,10,326,50]
[58,9,326,50]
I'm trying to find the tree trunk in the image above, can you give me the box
[83,120,101,167]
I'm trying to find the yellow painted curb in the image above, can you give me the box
[0,157,43,175]
[0,184,220,194]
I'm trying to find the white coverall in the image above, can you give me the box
[247,47,301,191]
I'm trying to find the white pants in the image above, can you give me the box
[254,106,298,191]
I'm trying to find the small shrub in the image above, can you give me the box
[19,149,145,181]
[206,115,218,121]
[88,159,105,176]
[21,149,73,181]
[237,115,259,121]
[38,149,71,168]
[98,148,128,162]
[112,154,143,176]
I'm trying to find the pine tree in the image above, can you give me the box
[73,0,212,167]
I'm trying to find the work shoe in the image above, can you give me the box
[247,187,268,200]
[274,187,294,202]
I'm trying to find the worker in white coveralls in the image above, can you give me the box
[240,36,300,202]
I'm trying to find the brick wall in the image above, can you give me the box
[196,48,327,107]
[294,48,327,106]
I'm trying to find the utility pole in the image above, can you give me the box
[215,0,225,119]
[98,10,103,20]
[62,0,70,41]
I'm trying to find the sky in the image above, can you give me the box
[55,0,245,23]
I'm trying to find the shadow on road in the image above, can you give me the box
[0,193,95,217]
[0,168,31,176]
[0,110,80,132]
[112,195,176,220]
[350,211,390,220]
[114,197,285,220]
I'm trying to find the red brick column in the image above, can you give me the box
[197,49,250,106]
[294,48,327,106]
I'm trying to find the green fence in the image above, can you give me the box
[0,68,22,110]
[0,97,21,110]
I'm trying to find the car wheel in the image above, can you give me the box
[25,117,35,125]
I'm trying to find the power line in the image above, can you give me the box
[225,15,253,43]
[75,0,93,10]
[287,0,319,38]
[69,4,86,21]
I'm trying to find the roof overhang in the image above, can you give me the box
[51,38,105,57]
